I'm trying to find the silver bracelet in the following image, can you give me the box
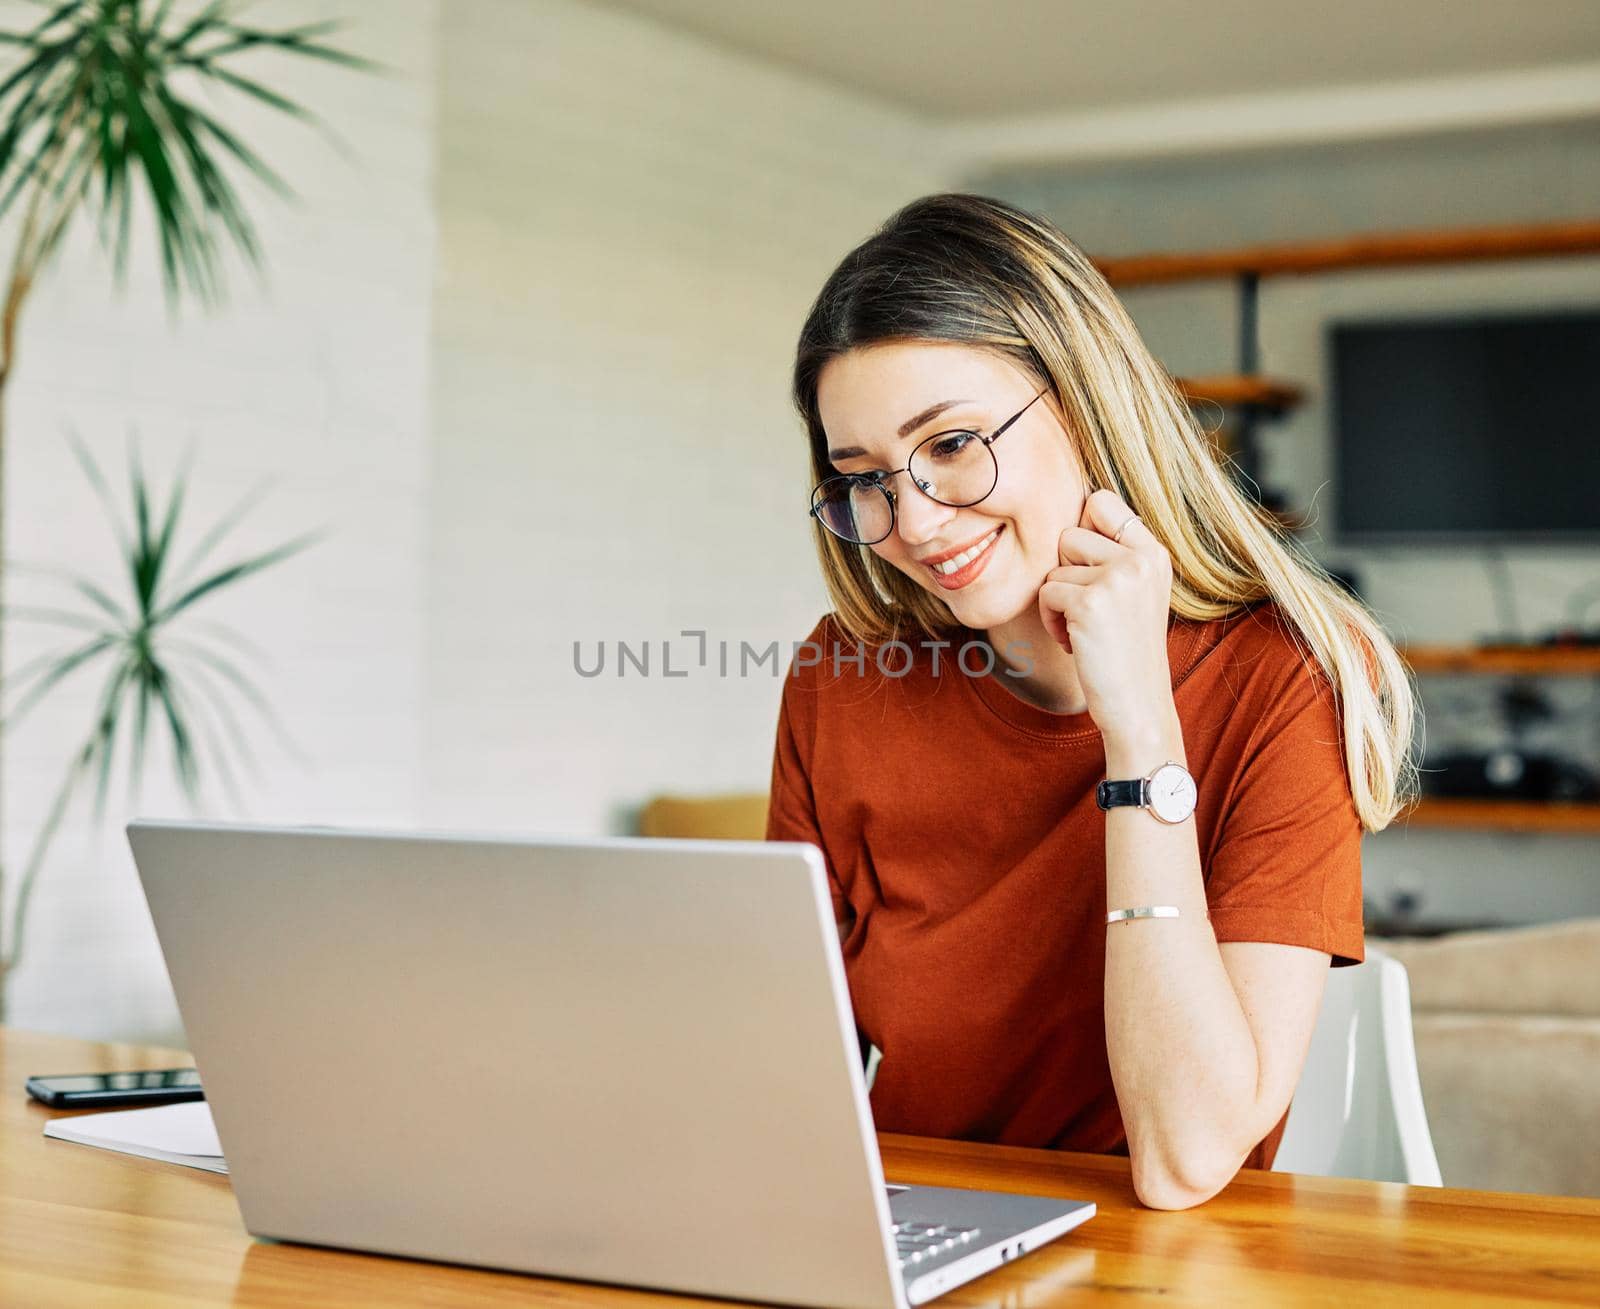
[1105,905,1184,925]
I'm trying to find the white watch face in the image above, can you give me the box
[1147,764,1197,824]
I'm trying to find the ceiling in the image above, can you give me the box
[596,0,1600,121]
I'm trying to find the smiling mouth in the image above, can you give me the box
[923,526,1003,589]
[929,529,1000,575]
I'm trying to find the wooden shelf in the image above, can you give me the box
[1098,218,1600,557]
[1175,374,1304,412]
[1095,218,1600,287]
[1401,645,1600,676]
[1404,798,1600,834]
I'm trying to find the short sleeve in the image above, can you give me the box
[764,623,849,926]
[1203,649,1365,967]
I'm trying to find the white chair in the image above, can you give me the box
[1273,947,1443,1186]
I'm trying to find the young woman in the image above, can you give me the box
[766,193,1418,1211]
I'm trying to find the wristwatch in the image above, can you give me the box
[1096,761,1197,825]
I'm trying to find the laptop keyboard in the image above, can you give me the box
[892,1221,981,1267]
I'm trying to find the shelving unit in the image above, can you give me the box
[1401,645,1600,677]
[1174,374,1303,413]
[1397,644,1600,835]
[1088,222,1600,838]
[1095,219,1600,287]
[1403,798,1600,835]
[1088,225,1600,836]
[1094,218,1600,514]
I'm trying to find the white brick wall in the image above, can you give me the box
[422,0,954,835]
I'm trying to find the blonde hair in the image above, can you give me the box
[791,193,1418,832]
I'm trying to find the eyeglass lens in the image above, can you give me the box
[813,428,999,545]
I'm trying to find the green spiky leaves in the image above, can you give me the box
[0,0,374,303]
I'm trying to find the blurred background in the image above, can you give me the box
[1,0,1596,1192]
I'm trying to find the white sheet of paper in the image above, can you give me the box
[43,1101,228,1174]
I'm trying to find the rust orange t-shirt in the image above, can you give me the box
[763,601,1365,1171]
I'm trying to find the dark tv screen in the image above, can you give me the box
[1331,311,1600,542]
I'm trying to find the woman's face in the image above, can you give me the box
[815,340,1090,633]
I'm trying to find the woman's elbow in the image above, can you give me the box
[1130,1144,1243,1211]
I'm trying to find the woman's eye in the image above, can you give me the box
[926,431,977,461]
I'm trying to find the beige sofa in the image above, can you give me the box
[1371,918,1600,1199]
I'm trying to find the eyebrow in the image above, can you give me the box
[826,398,972,462]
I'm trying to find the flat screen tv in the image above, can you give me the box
[1329,310,1600,543]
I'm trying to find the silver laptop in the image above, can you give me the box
[127,821,1094,1308]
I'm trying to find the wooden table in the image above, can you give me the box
[4,1028,1598,1306]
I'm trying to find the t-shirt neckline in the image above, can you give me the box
[959,617,1207,742]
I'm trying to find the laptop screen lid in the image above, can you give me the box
[127,821,904,1309]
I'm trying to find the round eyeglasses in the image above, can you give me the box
[809,389,1048,546]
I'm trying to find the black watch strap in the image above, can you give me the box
[1096,778,1146,811]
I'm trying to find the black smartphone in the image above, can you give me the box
[25,1068,203,1109]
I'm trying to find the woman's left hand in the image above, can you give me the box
[1038,488,1177,743]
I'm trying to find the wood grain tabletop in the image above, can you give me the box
[5,1027,1597,1306]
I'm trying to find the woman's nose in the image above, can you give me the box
[893,481,957,546]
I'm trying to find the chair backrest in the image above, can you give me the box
[1274,947,1443,1186]
[637,792,769,842]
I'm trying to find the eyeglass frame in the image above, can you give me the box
[808,387,1050,546]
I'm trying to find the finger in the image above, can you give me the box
[1038,577,1088,612]
[1079,487,1130,533]
[1038,577,1087,649]
[1046,561,1101,585]
[1039,594,1071,651]
[1059,526,1119,566]
[1079,487,1145,545]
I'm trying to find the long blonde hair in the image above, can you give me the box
[791,193,1418,832]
